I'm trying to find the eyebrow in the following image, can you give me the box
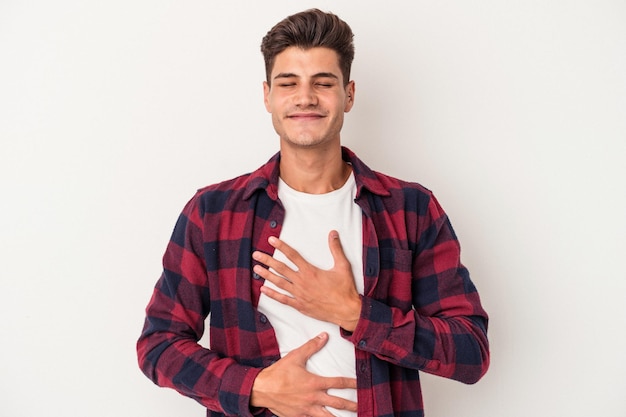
[273,72,340,81]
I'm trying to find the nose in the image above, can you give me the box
[294,84,318,107]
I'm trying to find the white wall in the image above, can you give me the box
[1,1,625,416]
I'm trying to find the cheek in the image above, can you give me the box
[271,112,285,131]
[267,94,290,114]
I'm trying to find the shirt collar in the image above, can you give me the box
[242,146,391,200]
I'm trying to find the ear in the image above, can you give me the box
[344,80,355,112]
[263,81,271,113]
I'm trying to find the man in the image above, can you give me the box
[137,9,489,417]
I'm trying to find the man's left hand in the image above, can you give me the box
[253,230,362,332]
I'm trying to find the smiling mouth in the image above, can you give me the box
[287,113,325,121]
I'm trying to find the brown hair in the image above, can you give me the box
[260,9,355,86]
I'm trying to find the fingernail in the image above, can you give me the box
[268,236,277,245]
[252,251,261,260]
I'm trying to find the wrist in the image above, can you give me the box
[250,368,270,408]
[250,368,268,408]
[338,294,362,332]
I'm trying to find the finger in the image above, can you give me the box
[268,236,306,267]
[327,230,350,268]
[321,393,359,413]
[320,376,358,390]
[252,251,297,279]
[285,332,329,364]
[259,284,296,306]
[317,404,348,417]
[253,264,293,287]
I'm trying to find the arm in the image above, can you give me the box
[136,196,261,416]
[347,193,489,384]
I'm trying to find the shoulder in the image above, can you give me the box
[184,172,255,216]
[374,170,433,196]
[370,170,437,215]
[184,152,280,215]
[345,146,434,208]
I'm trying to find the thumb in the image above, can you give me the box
[288,332,329,365]
[328,230,349,267]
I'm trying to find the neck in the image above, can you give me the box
[279,145,351,194]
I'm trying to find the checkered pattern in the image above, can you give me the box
[137,147,489,417]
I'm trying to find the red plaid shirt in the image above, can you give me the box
[137,147,489,417]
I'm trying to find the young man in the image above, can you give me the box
[138,9,489,417]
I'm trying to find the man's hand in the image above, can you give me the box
[252,230,362,331]
[250,332,358,417]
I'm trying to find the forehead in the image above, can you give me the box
[271,47,342,79]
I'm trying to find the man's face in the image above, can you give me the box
[263,47,355,150]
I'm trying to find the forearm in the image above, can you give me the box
[136,195,264,415]
[350,190,490,383]
[137,294,262,416]
[345,295,489,384]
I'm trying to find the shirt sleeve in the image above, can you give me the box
[136,194,262,416]
[345,192,490,384]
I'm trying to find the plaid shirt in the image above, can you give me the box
[137,147,489,417]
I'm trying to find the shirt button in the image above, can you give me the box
[259,314,268,324]
[252,272,261,280]
[269,220,277,228]
[358,339,367,348]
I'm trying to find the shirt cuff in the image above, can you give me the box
[218,363,264,417]
[341,295,392,352]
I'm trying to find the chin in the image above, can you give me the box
[280,133,320,146]
[284,137,329,148]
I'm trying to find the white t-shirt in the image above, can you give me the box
[257,172,364,417]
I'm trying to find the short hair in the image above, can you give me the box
[260,9,355,86]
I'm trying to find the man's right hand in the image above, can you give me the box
[250,332,358,417]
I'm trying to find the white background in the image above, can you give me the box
[1,1,625,416]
